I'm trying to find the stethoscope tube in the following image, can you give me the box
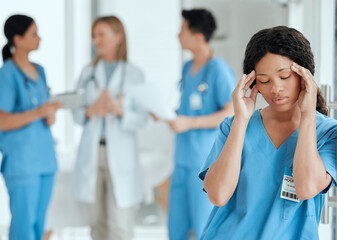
[13,62,46,106]
[180,60,210,94]
[88,61,126,93]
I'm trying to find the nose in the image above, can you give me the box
[271,80,283,94]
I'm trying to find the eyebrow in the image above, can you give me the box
[256,68,290,76]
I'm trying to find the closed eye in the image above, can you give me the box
[259,80,270,84]
[280,75,291,80]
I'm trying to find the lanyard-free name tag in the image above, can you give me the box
[190,92,202,110]
[280,167,299,202]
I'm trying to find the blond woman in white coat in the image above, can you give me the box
[71,16,148,240]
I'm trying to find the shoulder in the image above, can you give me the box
[183,59,193,68]
[122,61,145,84]
[209,57,232,72]
[33,63,47,80]
[316,111,337,141]
[182,59,193,73]
[33,62,45,72]
[0,60,18,86]
[123,61,143,75]
[0,59,16,75]
[219,110,261,133]
[208,57,235,85]
[80,63,94,78]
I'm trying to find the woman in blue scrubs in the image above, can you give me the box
[0,15,63,240]
[199,26,337,239]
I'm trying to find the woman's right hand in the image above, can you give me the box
[37,102,63,126]
[232,71,258,122]
[37,102,63,118]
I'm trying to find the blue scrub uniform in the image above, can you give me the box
[169,57,235,239]
[199,110,337,240]
[0,60,57,240]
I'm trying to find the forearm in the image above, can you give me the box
[293,114,332,199]
[191,102,234,129]
[204,117,248,206]
[0,109,43,131]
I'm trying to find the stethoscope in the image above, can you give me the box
[13,62,46,106]
[180,59,211,94]
[87,61,126,93]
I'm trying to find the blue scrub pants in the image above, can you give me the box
[4,173,55,240]
[168,166,213,240]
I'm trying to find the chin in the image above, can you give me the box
[270,103,298,113]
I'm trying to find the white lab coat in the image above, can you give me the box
[71,60,148,208]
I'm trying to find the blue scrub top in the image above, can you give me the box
[199,110,337,240]
[0,60,57,177]
[175,57,235,169]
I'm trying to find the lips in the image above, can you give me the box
[272,96,289,104]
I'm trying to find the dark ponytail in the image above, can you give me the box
[2,43,12,62]
[2,14,34,61]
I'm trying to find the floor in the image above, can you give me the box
[0,203,169,240]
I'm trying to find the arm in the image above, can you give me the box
[293,115,332,200]
[291,63,332,200]
[203,71,258,206]
[0,102,63,131]
[169,102,233,132]
[0,109,42,131]
[204,117,248,206]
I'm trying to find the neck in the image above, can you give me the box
[264,104,302,123]
[102,49,119,62]
[12,49,30,66]
[191,43,213,66]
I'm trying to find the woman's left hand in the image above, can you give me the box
[291,62,317,116]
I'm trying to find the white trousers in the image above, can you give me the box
[90,145,135,240]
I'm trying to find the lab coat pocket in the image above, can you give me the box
[283,198,314,220]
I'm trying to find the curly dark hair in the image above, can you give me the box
[243,26,328,116]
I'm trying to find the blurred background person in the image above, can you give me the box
[0,14,63,240]
[166,9,235,240]
[71,16,148,240]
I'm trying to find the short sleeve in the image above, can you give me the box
[318,125,337,188]
[199,116,233,181]
[214,64,235,108]
[0,68,17,112]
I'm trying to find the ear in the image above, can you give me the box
[13,35,22,48]
[195,32,207,43]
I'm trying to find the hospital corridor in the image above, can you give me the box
[0,0,337,240]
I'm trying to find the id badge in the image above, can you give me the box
[190,92,202,110]
[280,167,299,202]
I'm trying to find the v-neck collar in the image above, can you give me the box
[10,59,39,83]
[257,110,299,151]
[189,57,215,78]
